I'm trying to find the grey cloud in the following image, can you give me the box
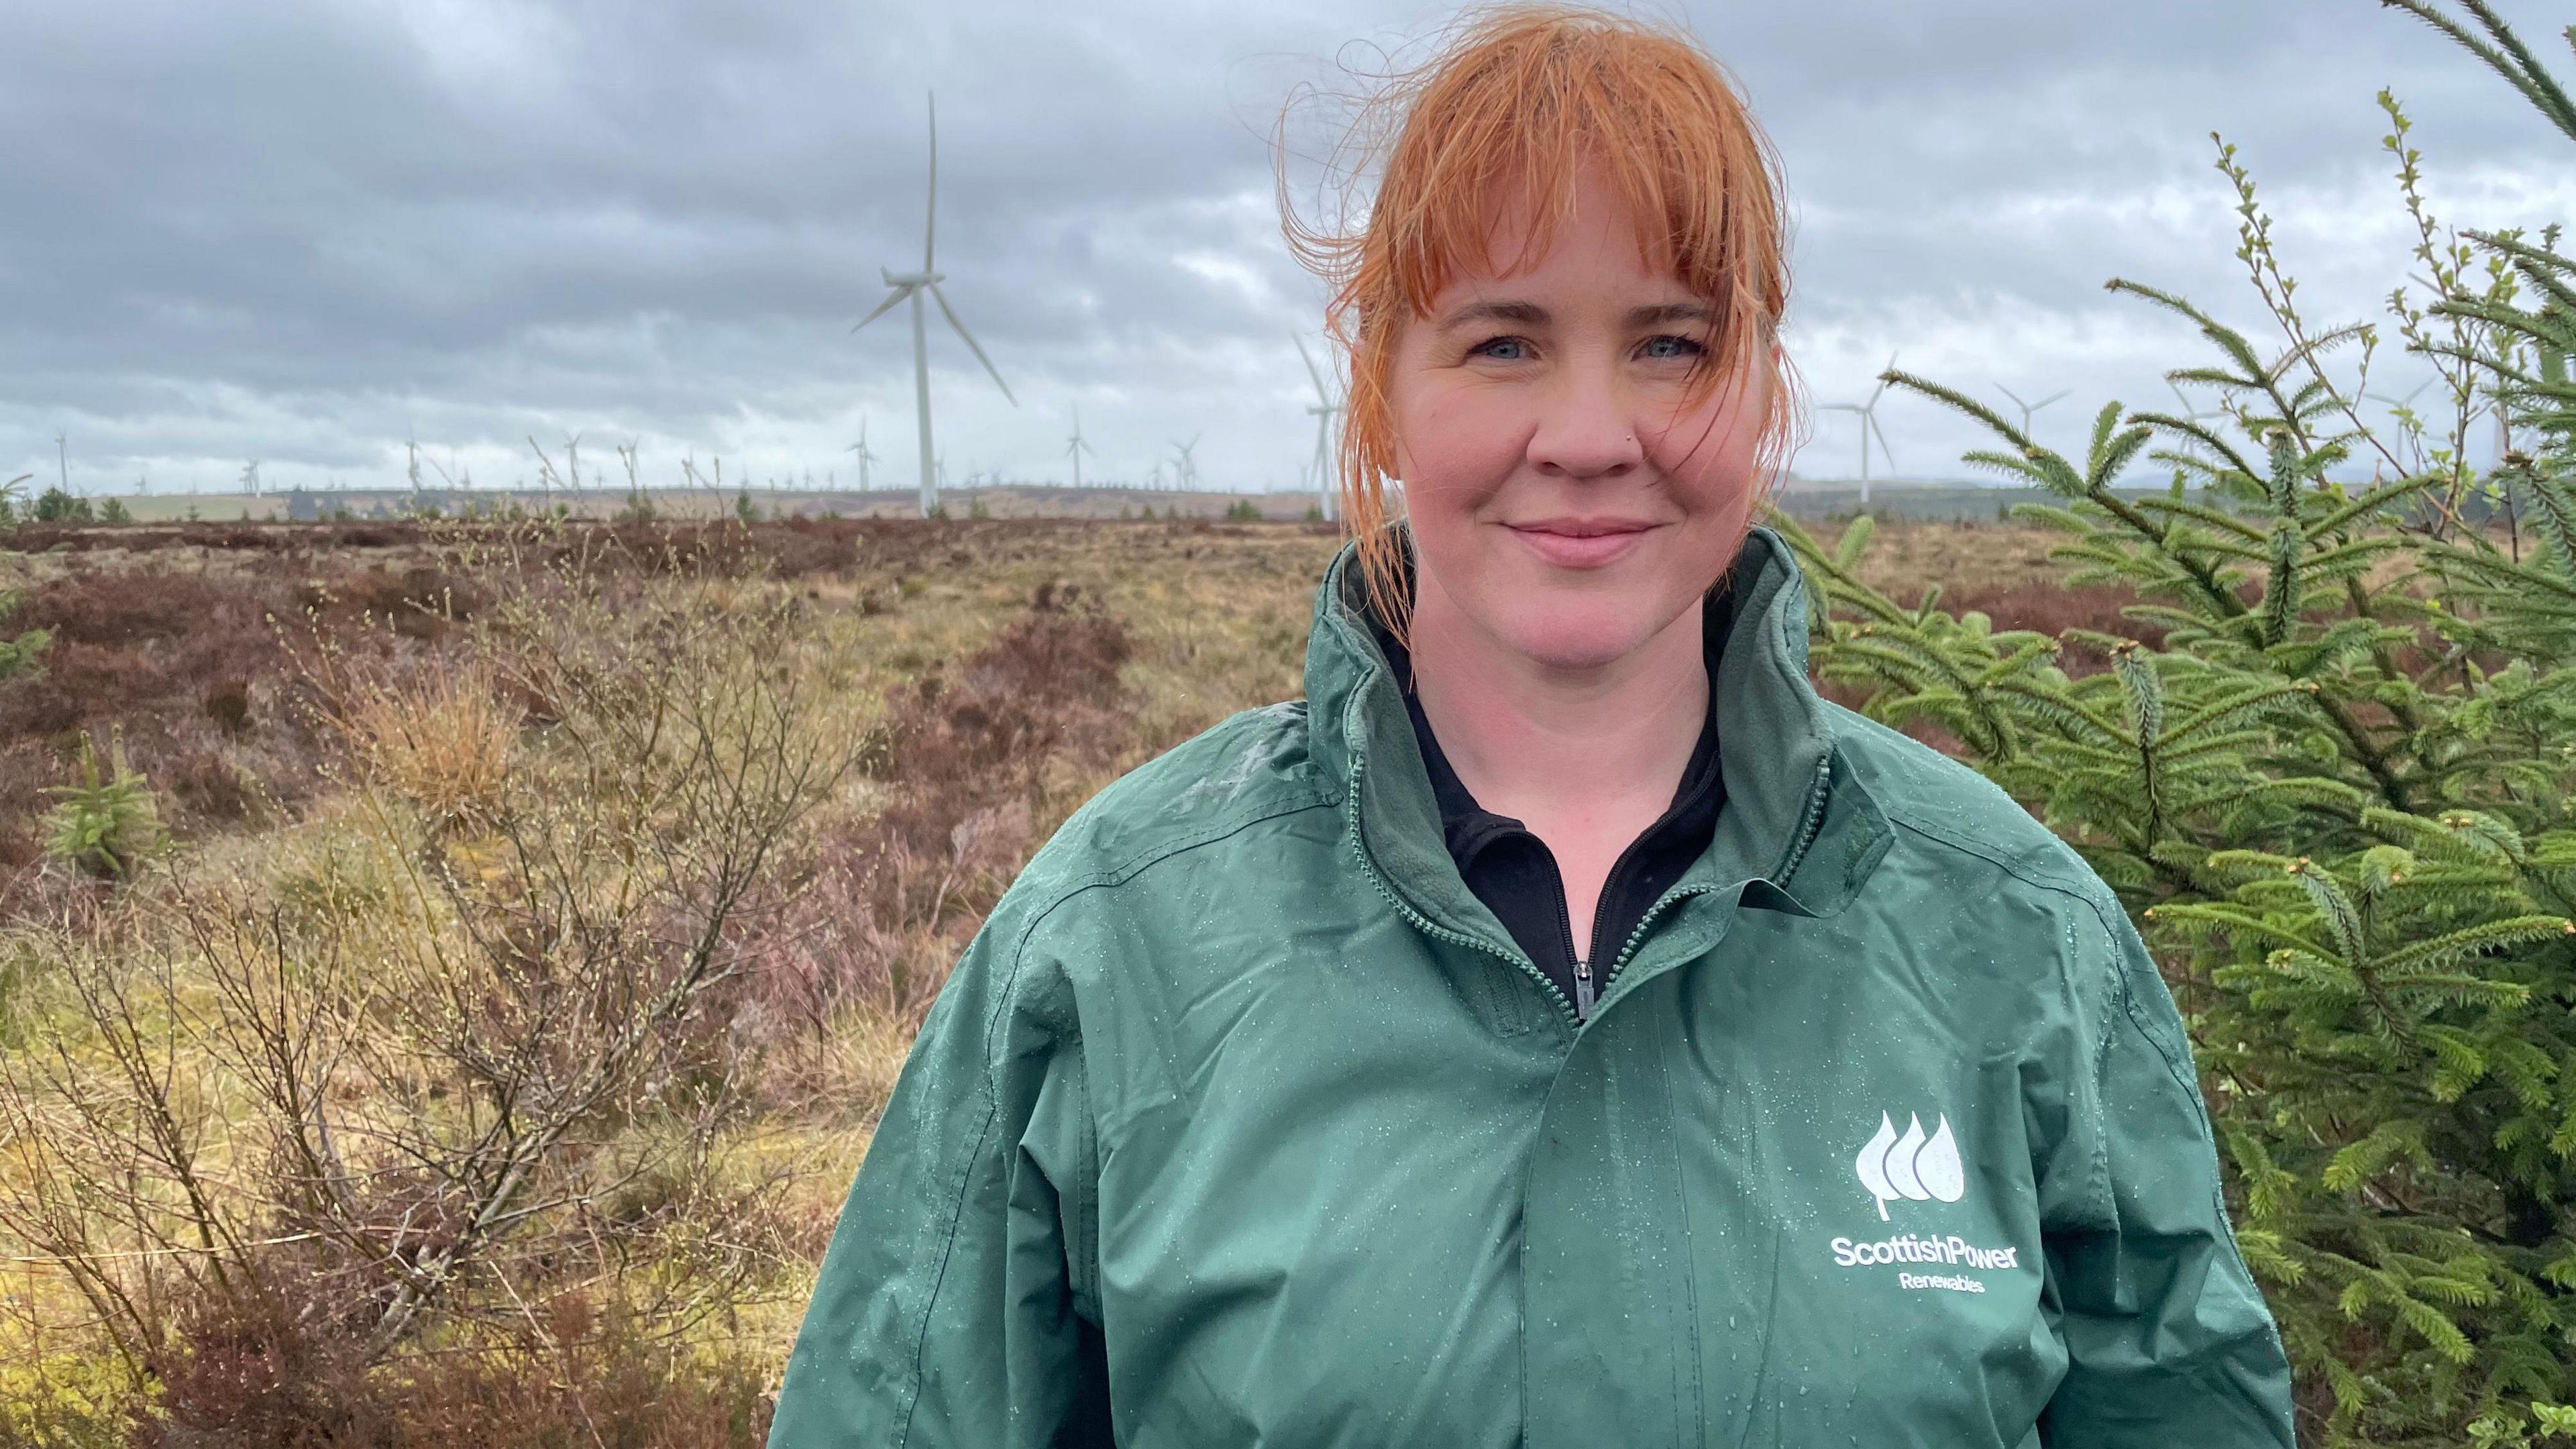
[1,0,2565,496]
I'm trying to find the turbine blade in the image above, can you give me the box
[852,282,916,332]
[1295,333,1328,397]
[930,282,1016,405]
[923,92,938,272]
[1868,415,1898,474]
[2037,390,2070,409]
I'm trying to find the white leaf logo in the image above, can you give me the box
[1915,1116,1966,1203]
[1855,1110,1966,1218]
[1854,1114,1899,1218]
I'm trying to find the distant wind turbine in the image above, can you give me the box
[1995,385,2069,438]
[2365,379,2431,411]
[2363,380,2433,435]
[845,419,879,492]
[852,91,1016,518]
[1821,354,1898,506]
[1296,335,1340,522]
[1065,404,1097,489]
[1171,434,1201,492]
[2166,380,2229,474]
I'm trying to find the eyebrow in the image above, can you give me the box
[1436,300,1718,329]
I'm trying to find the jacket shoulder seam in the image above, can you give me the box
[1878,806,2099,906]
[1018,784,1341,912]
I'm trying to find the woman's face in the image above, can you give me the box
[1387,164,1774,673]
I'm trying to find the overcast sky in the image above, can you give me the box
[2,0,2566,500]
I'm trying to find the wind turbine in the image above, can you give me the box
[1171,434,1201,492]
[2166,380,2230,476]
[1065,404,1097,489]
[1821,354,1898,506]
[852,91,1016,518]
[2365,379,2431,417]
[844,419,879,492]
[1996,385,2069,438]
[1296,335,1340,521]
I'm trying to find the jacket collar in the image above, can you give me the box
[1304,525,1890,960]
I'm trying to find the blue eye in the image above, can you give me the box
[1642,334,1706,360]
[1471,336,1528,361]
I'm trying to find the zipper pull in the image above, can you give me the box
[1573,959,1595,1020]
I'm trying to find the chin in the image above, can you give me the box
[1490,599,1668,672]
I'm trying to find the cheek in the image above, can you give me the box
[1652,380,1771,527]
[1393,382,1527,509]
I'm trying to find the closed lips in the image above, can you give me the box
[1505,517,1657,537]
[1503,517,1662,567]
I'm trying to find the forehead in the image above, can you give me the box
[1424,165,1692,310]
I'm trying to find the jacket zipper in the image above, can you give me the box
[1347,742,1834,1028]
[1593,753,1837,1015]
[1572,799,1678,1019]
[1543,867,1595,1019]
[1343,754,1583,1029]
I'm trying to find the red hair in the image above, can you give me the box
[1281,4,1799,629]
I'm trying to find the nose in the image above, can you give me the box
[1525,362,1645,481]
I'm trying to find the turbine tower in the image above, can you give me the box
[1065,404,1097,489]
[1821,353,1898,506]
[1296,335,1340,522]
[853,92,1016,518]
[1171,434,1201,492]
[844,419,879,493]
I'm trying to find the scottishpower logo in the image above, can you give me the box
[1854,1112,1965,1219]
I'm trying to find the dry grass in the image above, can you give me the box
[334,661,517,831]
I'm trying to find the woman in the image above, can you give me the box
[769,7,2296,1446]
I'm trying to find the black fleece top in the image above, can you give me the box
[1375,592,1729,1019]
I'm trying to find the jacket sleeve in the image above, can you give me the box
[767,907,1112,1449]
[2037,897,2296,1448]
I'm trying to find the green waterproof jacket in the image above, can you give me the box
[769,528,2296,1448]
